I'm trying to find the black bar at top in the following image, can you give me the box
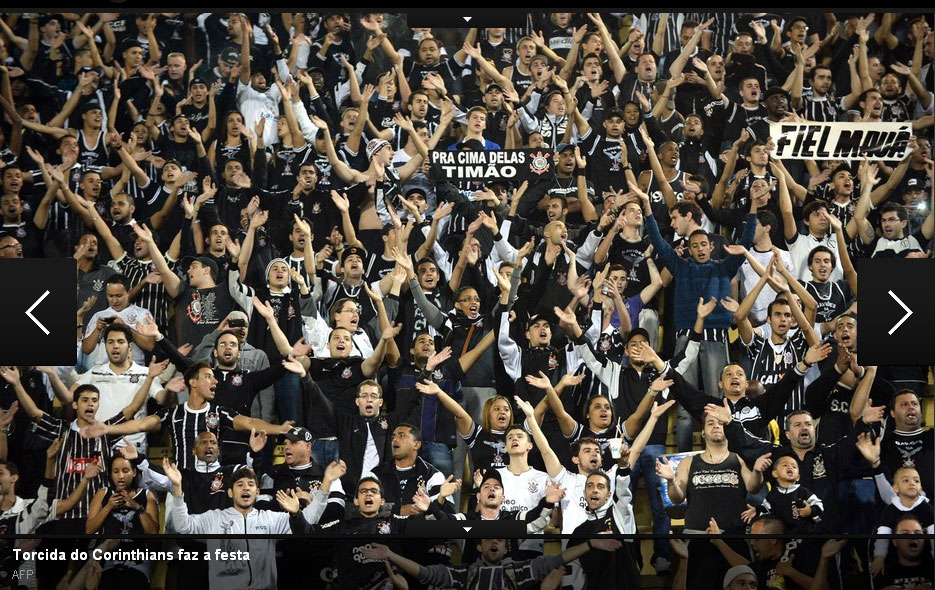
[406,11,526,28]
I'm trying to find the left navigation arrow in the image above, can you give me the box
[25,290,51,335]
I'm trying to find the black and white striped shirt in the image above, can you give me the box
[34,412,126,520]
[109,253,175,331]
[799,95,845,123]
[156,401,238,470]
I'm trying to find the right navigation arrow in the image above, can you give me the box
[887,290,913,335]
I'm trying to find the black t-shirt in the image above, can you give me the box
[463,423,507,472]
[174,283,238,353]
[750,539,823,590]
[875,555,935,590]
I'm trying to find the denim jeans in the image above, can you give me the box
[311,439,339,468]
[673,334,728,452]
[837,478,877,534]
[419,442,454,478]
[630,444,670,563]
[274,372,302,423]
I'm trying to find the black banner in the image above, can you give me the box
[430,149,553,181]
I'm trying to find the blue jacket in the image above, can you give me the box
[646,213,756,331]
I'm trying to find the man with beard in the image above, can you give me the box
[879,68,932,122]
[0,188,46,259]
[716,402,875,534]
[797,64,863,122]
[656,410,768,590]
[571,451,641,590]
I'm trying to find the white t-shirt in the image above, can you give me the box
[76,362,163,451]
[84,305,154,366]
[786,232,842,283]
[739,247,794,323]
[497,466,548,513]
[550,465,617,534]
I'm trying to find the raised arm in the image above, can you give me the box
[515,396,563,478]
[415,380,473,437]
[133,223,180,297]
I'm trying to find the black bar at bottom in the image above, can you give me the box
[406,519,527,538]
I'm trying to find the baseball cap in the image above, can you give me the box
[283,426,313,443]
[221,47,240,65]
[366,138,390,160]
[484,83,503,94]
[723,566,756,589]
[79,100,103,114]
[526,313,552,329]
[181,256,219,280]
[556,142,576,154]
[119,38,143,54]
[763,86,790,100]
[625,327,651,345]
[341,246,367,264]
[604,107,625,122]
[905,178,924,192]
[405,187,428,199]
[189,77,208,89]
[480,469,503,488]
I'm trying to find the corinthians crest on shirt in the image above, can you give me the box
[210,473,225,493]
[231,374,243,386]
[206,412,220,430]
[377,520,391,534]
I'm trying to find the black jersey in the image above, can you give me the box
[76,129,109,169]
[744,327,809,412]
[805,280,850,324]
[464,423,507,472]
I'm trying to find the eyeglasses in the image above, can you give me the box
[457,296,481,303]
[217,342,238,348]
[358,488,380,495]
[0,243,22,250]
[357,393,381,400]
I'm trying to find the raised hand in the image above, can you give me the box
[513,395,535,417]
[162,458,182,488]
[281,357,307,377]
[148,357,169,378]
[753,453,773,473]
[524,371,552,391]
[251,296,275,320]
[855,432,881,464]
[0,367,20,385]
[414,380,442,396]
[650,399,676,418]
[438,475,461,501]
[654,456,676,480]
[276,489,301,514]
[425,347,452,372]
[804,343,833,365]
[697,296,717,318]
[719,297,740,314]
[291,337,312,358]
[0,402,19,429]
[649,376,675,394]
[704,397,732,425]
[324,460,347,484]
[740,504,758,524]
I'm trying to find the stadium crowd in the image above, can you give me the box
[0,10,932,590]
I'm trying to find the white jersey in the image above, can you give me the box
[551,465,617,534]
[76,362,163,452]
[84,305,155,366]
[497,466,548,513]
[498,466,549,554]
